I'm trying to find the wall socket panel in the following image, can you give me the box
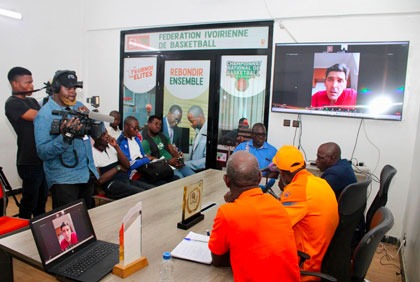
[292,120,300,127]
[283,119,291,127]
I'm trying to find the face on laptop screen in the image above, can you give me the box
[31,201,95,266]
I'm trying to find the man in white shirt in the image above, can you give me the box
[106,110,122,139]
[92,128,153,199]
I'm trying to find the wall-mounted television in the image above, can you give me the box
[271,41,409,121]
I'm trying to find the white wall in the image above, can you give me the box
[1,1,419,280]
[0,0,84,188]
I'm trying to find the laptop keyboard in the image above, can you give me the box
[58,243,118,277]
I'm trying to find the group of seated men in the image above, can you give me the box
[91,112,200,200]
[208,140,358,281]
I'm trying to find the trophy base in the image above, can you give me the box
[177,213,204,230]
[112,256,148,278]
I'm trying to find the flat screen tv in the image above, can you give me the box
[271,41,409,120]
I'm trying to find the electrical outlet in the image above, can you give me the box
[292,120,299,127]
[283,119,291,127]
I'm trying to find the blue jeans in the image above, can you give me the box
[17,164,48,219]
[174,166,195,179]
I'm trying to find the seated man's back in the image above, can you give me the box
[316,142,357,198]
[209,151,300,282]
[273,145,339,279]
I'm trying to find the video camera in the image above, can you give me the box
[50,109,111,140]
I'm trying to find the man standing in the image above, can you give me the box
[162,105,183,148]
[185,105,207,172]
[316,142,357,198]
[311,63,357,108]
[209,151,300,281]
[272,145,339,279]
[34,70,98,209]
[5,67,48,218]
[142,115,194,178]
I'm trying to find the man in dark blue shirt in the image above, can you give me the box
[316,142,357,199]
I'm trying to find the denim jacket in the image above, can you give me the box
[34,99,98,188]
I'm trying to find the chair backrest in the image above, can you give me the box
[0,177,6,216]
[321,177,371,282]
[352,207,394,282]
[0,167,9,216]
[365,165,397,230]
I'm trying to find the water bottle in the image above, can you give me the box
[159,252,174,282]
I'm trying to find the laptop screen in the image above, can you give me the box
[30,200,96,267]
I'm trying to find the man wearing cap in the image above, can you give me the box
[272,145,339,279]
[34,70,98,209]
[209,151,300,281]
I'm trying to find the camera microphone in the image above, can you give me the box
[12,85,48,95]
[88,111,114,123]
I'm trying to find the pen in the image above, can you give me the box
[200,203,216,213]
[184,237,208,243]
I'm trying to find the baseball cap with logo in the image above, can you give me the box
[272,145,305,173]
[55,70,83,89]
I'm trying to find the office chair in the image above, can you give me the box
[0,167,29,236]
[352,207,394,282]
[365,165,397,231]
[301,206,394,282]
[300,177,371,282]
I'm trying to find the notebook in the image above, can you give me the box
[30,200,119,282]
[171,231,212,264]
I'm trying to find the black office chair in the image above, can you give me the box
[300,177,371,282]
[301,206,394,282]
[352,207,394,282]
[365,165,397,231]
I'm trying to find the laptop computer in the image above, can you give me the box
[30,200,119,282]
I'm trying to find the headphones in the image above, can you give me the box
[51,70,76,93]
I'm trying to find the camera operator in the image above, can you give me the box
[34,70,98,209]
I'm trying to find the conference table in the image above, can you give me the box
[0,169,234,281]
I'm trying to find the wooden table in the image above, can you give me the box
[0,169,233,281]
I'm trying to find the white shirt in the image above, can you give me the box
[127,137,143,160]
[106,126,122,140]
[92,145,118,168]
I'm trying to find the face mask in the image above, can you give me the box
[60,96,77,106]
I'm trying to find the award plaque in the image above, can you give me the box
[177,179,204,229]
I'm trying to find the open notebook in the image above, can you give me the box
[30,200,119,282]
[171,231,212,264]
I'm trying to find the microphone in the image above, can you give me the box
[261,166,271,173]
[88,111,114,123]
[12,85,47,95]
[51,109,114,123]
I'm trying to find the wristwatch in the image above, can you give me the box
[115,165,121,171]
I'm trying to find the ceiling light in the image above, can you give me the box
[0,8,23,20]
